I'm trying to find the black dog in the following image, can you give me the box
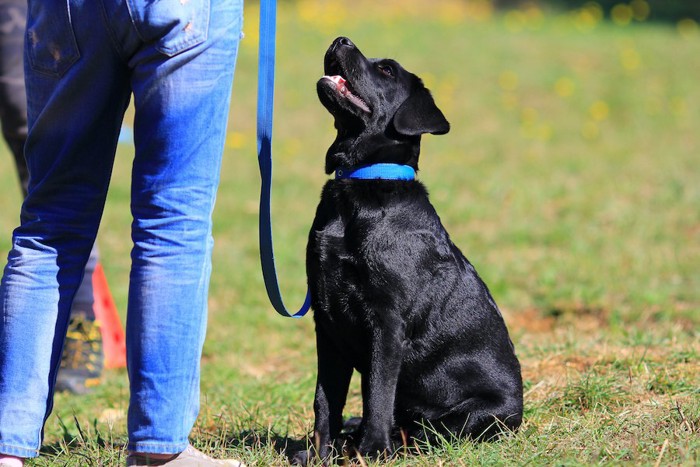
[300,37,523,464]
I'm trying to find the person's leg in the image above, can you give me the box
[123,0,243,453]
[0,0,105,397]
[0,0,130,458]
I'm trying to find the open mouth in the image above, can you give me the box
[322,75,371,114]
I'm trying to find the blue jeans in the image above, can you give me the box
[0,0,99,322]
[0,0,242,458]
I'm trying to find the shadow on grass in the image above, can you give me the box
[37,415,128,466]
[37,425,310,465]
[35,411,310,465]
[223,419,372,465]
[224,428,315,464]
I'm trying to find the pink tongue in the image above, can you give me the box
[326,75,347,92]
[323,75,371,113]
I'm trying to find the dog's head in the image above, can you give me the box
[317,37,450,174]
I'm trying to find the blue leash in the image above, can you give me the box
[257,0,311,318]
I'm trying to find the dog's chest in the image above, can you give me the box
[307,183,446,338]
[309,214,374,324]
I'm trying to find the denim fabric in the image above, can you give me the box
[1,0,101,355]
[0,0,242,458]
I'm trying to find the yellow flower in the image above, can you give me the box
[555,77,576,98]
[523,5,544,30]
[499,71,519,91]
[619,47,641,71]
[574,3,603,32]
[630,0,650,22]
[296,0,346,31]
[589,100,609,121]
[226,132,247,150]
[611,4,633,26]
[504,10,526,33]
[678,19,699,39]
[436,1,469,25]
[464,0,493,22]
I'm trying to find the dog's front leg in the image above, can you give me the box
[357,327,404,459]
[312,329,354,463]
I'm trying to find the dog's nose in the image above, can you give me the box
[333,36,355,49]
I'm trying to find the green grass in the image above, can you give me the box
[0,1,698,465]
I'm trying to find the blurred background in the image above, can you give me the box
[496,0,699,22]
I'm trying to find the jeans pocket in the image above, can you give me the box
[127,0,210,57]
[25,1,80,77]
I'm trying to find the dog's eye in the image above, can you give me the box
[378,64,394,77]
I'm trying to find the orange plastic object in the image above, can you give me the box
[92,263,126,368]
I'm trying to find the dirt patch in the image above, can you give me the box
[507,304,611,335]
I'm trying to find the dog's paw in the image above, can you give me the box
[292,449,338,467]
[342,416,363,434]
[290,450,312,466]
[357,435,393,461]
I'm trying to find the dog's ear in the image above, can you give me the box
[393,88,450,136]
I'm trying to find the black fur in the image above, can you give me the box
[298,37,523,464]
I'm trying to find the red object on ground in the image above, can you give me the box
[92,263,126,368]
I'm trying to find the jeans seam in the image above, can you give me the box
[0,442,40,458]
[124,0,210,58]
[127,440,190,453]
[124,0,147,45]
[97,0,129,62]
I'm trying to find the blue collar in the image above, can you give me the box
[335,163,416,181]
